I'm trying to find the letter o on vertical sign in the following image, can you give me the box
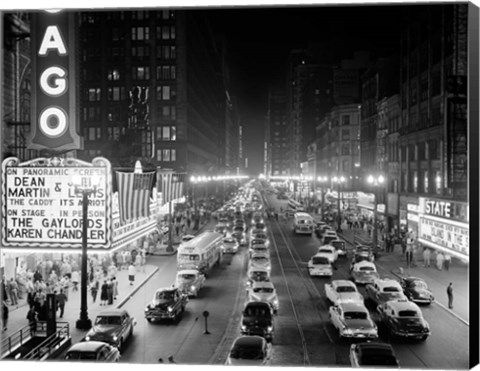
[39,107,68,137]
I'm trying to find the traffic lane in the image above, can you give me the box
[118,251,246,365]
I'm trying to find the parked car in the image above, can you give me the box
[175,269,205,298]
[85,309,136,350]
[254,222,267,233]
[248,253,271,273]
[240,301,274,341]
[322,231,339,245]
[222,236,239,254]
[377,299,431,341]
[232,229,247,246]
[330,239,347,257]
[365,278,407,306]
[315,223,333,238]
[247,281,279,313]
[317,244,338,263]
[65,341,121,362]
[250,232,269,246]
[399,276,435,304]
[349,342,399,368]
[225,336,272,366]
[307,253,333,277]
[144,287,188,323]
[325,280,364,306]
[246,267,271,288]
[353,244,375,262]
[249,244,269,257]
[328,302,378,340]
[350,261,380,285]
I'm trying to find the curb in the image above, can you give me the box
[389,268,469,327]
[116,266,159,309]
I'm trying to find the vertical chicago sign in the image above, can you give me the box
[28,10,82,151]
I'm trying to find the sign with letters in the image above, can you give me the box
[1,157,112,250]
[418,216,469,257]
[28,10,82,151]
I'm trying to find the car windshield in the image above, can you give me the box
[319,248,332,254]
[178,274,196,280]
[65,351,98,360]
[95,316,122,325]
[155,291,175,300]
[359,266,375,272]
[252,257,268,264]
[250,272,268,281]
[245,306,270,317]
[337,286,355,293]
[411,280,428,289]
[251,240,264,245]
[230,345,264,360]
[398,310,420,317]
[384,286,400,292]
[253,287,273,294]
[344,311,367,320]
[312,257,330,265]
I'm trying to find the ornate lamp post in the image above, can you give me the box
[332,176,346,233]
[367,174,385,251]
[73,178,99,330]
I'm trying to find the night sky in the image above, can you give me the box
[205,4,413,175]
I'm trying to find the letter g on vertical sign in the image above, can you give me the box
[28,10,83,151]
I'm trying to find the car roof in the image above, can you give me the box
[374,279,402,288]
[386,299,421,312]
[155,287,178,293]
[353,260,376,268]
[355,342,395,355]
[233,335,265,348]
[313,252,333,260]
[96,309,127,316]
[403,276,425,283]
[244,301,271,309]
[251,281,275,290]
[338,302,368,312]
[318,245,335,251]
[68,341,110,352]
[251,253,269,258]
[248,267,269,274]
[177,269,200,275]
[332,280,357,288]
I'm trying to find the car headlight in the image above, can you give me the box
[273,299,278,305]
[267,326,273,332]
[168,306,173,312]
[113,335,118,341]
[85,336,91,341]
[241,325,247,331]
[191,285,196,291]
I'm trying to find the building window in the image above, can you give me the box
[435,171,442,194]
[341,144,350,155]
[341,129,350,140]
[156,65,176,80]
[86,88,101,102]
[132,10,149,20]
[412,171,418,193]
[341,115,350,126]
[107,126,120,140]
[132,26,150,41]
[108,87,126,101]
[156,45,176,59]
[157,125,177,141]
[159,10,175,20]
[132,66,150,80]
[156,26,175,40]
[424,170,429,193]
[107,68,121,81]
[156,85,176,100]
[410,80,418,106]
[88,127,102,141]
[132,46,150,58]
[157,148,176,162]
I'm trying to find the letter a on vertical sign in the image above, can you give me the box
[28,10,83,151]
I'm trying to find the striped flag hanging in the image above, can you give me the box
[157,169,185,205]
[116,171,156,224]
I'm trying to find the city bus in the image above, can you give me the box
[177,231,224,277]
[293,212,314,235]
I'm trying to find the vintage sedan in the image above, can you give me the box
[246,267,271,288]
[349,342,399,368]
[317,244,338,263]
[175,269,205,297]
[328,302,378,340]
[247,281,279,313]
[353,244,375,262]
[232,229,248,246]
[85,309,136,350]
[307,253,333,277]
[325,280,364,306]
[225,336,272,366]
[377,299,431,341]
[399,276,435,304]
[350,261,380,285]
[249,243,269,257]
[65,341,121,362]
[144,287,188,323]
[222,236,240,253]
[365,278,407,306]
[248,253,271,272]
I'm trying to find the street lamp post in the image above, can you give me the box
[332,176,346,233]
[367,174,385,252]
[73,182,98,330]
[317,176,328,220]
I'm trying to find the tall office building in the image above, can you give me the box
[265,88,288,177]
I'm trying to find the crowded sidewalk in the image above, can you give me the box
[1,262,158,346]
[337,226,470,324]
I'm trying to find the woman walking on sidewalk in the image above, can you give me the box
[100,281,108,306]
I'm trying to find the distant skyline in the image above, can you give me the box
[206,4,412,175]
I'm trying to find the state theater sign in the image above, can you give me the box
[28,10,82,151]
[1,157,112,251]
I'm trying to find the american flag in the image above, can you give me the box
[116,171,156,224]
[157,169,185,205]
